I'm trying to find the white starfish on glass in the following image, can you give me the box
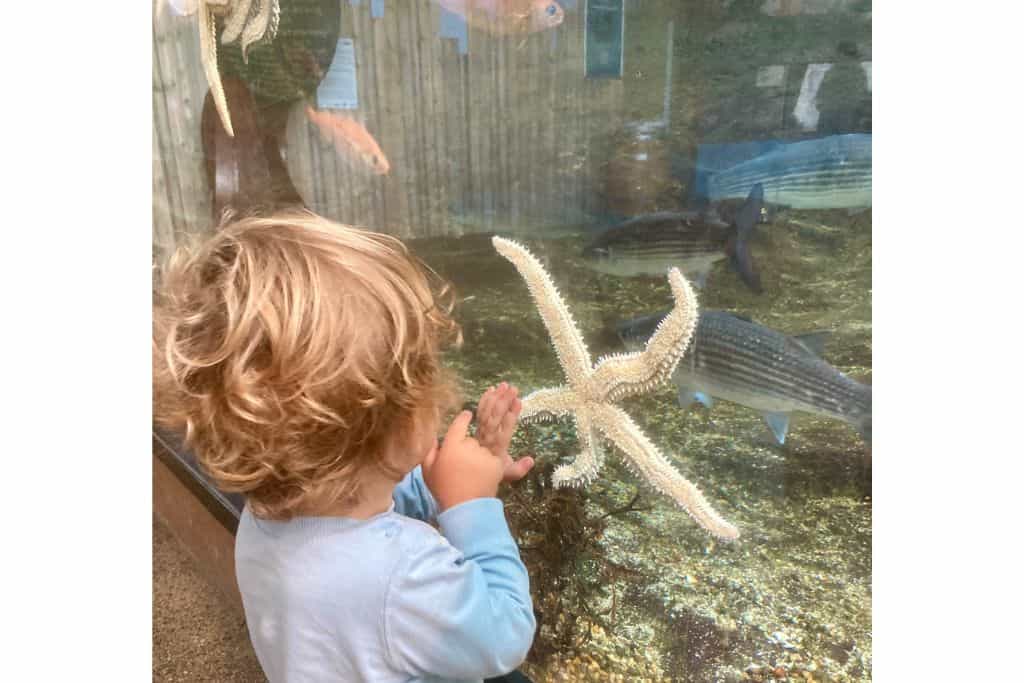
[493,237,739,540]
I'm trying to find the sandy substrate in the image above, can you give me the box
[153,515,267,682]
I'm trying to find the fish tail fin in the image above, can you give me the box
[856,412,872,444]
[857,384,872,443]
[726,183,765,293]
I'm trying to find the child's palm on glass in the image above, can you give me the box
[476,383,534,483]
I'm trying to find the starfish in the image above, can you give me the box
[238,0,280,62]
[198,0,234,137]
[196,0,281,138]
[493,237,739,540]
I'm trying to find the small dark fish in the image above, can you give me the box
[616,309,871,444]
[581,184,764,292]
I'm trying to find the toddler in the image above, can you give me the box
[153,211,537,682]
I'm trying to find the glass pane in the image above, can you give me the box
[154,0,871,680]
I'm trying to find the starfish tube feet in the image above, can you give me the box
[595,405,739,540]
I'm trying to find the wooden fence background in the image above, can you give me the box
[153,1,626,259]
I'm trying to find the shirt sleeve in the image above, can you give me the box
[383,498,536,680]
[392,465,439,523]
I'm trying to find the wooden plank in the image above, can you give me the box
[561,14,579,223]
[410,0,433,235]
[525,34,539,228]
[391,7,421,237]
[502,37,518,229]
[456,43,472,235]
[152,23,187,240]
[338,2,361,226]
[556,20,577,226]
[419,0,449,237]
[543,30,558,225]
[401,3,429,235]
[487,35,502,221]
[157,13,213,234]
[440,38,465,234]
[372,8,412,235]
[152,120,176,263]
[415,1,441,236]
[351,3,385,229]
[468,24,491,231]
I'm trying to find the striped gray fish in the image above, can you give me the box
[707,134,871,210]
[616,309,871,444]
[581,184,764,292]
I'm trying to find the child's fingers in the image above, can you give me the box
[480,385,501,429]
[499,398,522,436]
[503,455,535,483]
[490,384,511,416]
[421,438,440,474]
[479,386,498,430]
[444,410,474,446]
[489,386,516,428]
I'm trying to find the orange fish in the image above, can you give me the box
[304,106,391,175]
[435,0,565,36]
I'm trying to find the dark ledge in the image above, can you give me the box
[152,428,245,535]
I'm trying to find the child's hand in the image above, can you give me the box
[476,382,535,484]
[422,410,505,511]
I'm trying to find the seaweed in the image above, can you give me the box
[504,449,652,667]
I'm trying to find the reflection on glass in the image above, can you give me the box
[434,0,565,36]
[153,0,872,679]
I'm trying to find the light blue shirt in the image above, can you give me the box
[235,467,536,682]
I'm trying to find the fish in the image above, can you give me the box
[706,134,871,210]
[435,0,565,36]
[581,184,765,292]
[616,309,871,444]
[304,106,391,175]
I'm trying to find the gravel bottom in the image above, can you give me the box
[152,515,266,682]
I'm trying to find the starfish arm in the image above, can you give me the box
[492,237,593,379]
[592,404,739,540]
[219,0,253,45]
[551,410,605,489]
[241,0,280,62]
[198,3,234,137]
[265,0,281,41]
[592,268,698,402]
[520,386,577,422]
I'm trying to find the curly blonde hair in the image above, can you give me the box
[153,211,462,519]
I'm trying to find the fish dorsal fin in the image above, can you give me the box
[792,331,832,357]
[762,411,791,445]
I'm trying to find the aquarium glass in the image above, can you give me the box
[153,1,872,680]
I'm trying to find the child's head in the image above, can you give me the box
[153,211,462,519]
